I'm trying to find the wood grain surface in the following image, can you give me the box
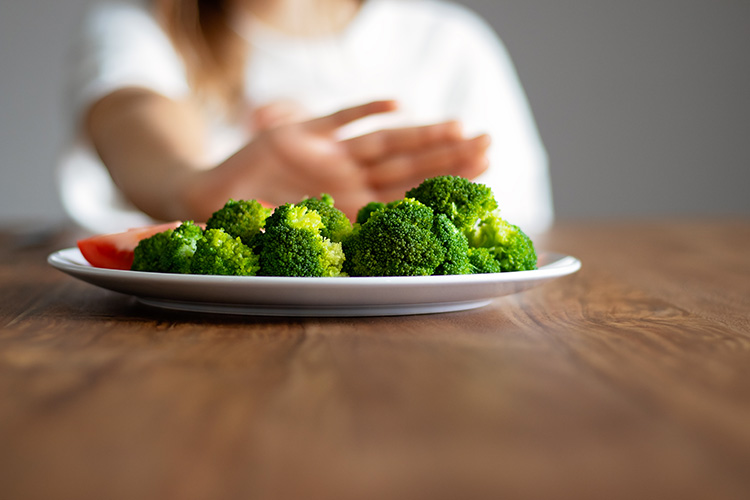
[1,219,749,500]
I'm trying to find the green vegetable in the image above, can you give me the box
[465,212,537,272]
[405,175,498,231]
[190,228,260,276]
[355,201,386,225]
[298,194,352,243]
[131,231,172,272]
[131,221,203,273]
[432,213,471,275]
[256,203,345,277]
[343,198,451,277]
[205,199,271,246]
[467,247,504,274]
[128,176,537,277]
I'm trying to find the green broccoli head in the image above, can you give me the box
[190,228,260,276]
[467,247,504,274]
[298,194,352,243]
[342,198,447,277]
[355,201,386,225]
[264,202,325,234]
[257,203,345,277]
[432,213,472,275]
[131,230,172,272]
[205,199,271,246]
[405,175,498,231]
[465,212,537,272]
[131,221,203,273]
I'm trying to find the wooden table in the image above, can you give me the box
[1,219,749,500]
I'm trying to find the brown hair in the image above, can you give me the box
[156,0,245,114]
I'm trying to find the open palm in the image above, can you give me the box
[226,101,491,219]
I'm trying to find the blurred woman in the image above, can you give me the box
[59,0,553,233]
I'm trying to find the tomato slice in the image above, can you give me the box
[77,222,182,270]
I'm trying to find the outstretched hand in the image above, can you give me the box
[209,100,491,220]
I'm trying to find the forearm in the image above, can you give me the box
[86,92,492,225]
[86,89,218,221]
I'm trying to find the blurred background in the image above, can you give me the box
[1,0,749,224]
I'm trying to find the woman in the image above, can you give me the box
[60,0,553,233]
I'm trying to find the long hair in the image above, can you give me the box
[156,0,245,114]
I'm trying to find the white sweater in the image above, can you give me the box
[59,0,553,234]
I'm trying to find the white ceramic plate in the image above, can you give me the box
[48,248,580,317]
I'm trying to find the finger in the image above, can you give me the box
[252,100,309,131]
[305,100,398,134]
[456,155,491,180]
[366,134,491,189]
[343,121,463,163]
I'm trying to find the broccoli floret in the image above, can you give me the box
[205,199,271,246]
[163,221,204,273]
[405,175,498,231]
[131,221,203,273]
[131,230,172,272]
[342,199,448,276]
[467,247,504,274]
[256,204,345,277]
[190,228,260,276]
[432,213,472,275]
[355,201,386,225]
[465,212,537,272]
[129,176,537,278]
[298,194,352,243]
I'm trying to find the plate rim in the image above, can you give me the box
[48,248,580,285]
[47,247,581,316]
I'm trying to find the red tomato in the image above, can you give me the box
[77,222,182,270]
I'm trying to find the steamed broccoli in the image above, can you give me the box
[432,213,472,275]
[343,198,460,277]
[205,199,271,246]
[190,228,260,276]
[256,203,345,277]
[131,230,172,272]
[405,175,498,231]
[467,247,504,274]
[298,194,352,243]
[128,176,537,277]
[355,201,386,225]
[465,212,537,272]
[131,221,203,273]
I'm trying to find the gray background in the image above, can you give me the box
[1,0,749,225]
